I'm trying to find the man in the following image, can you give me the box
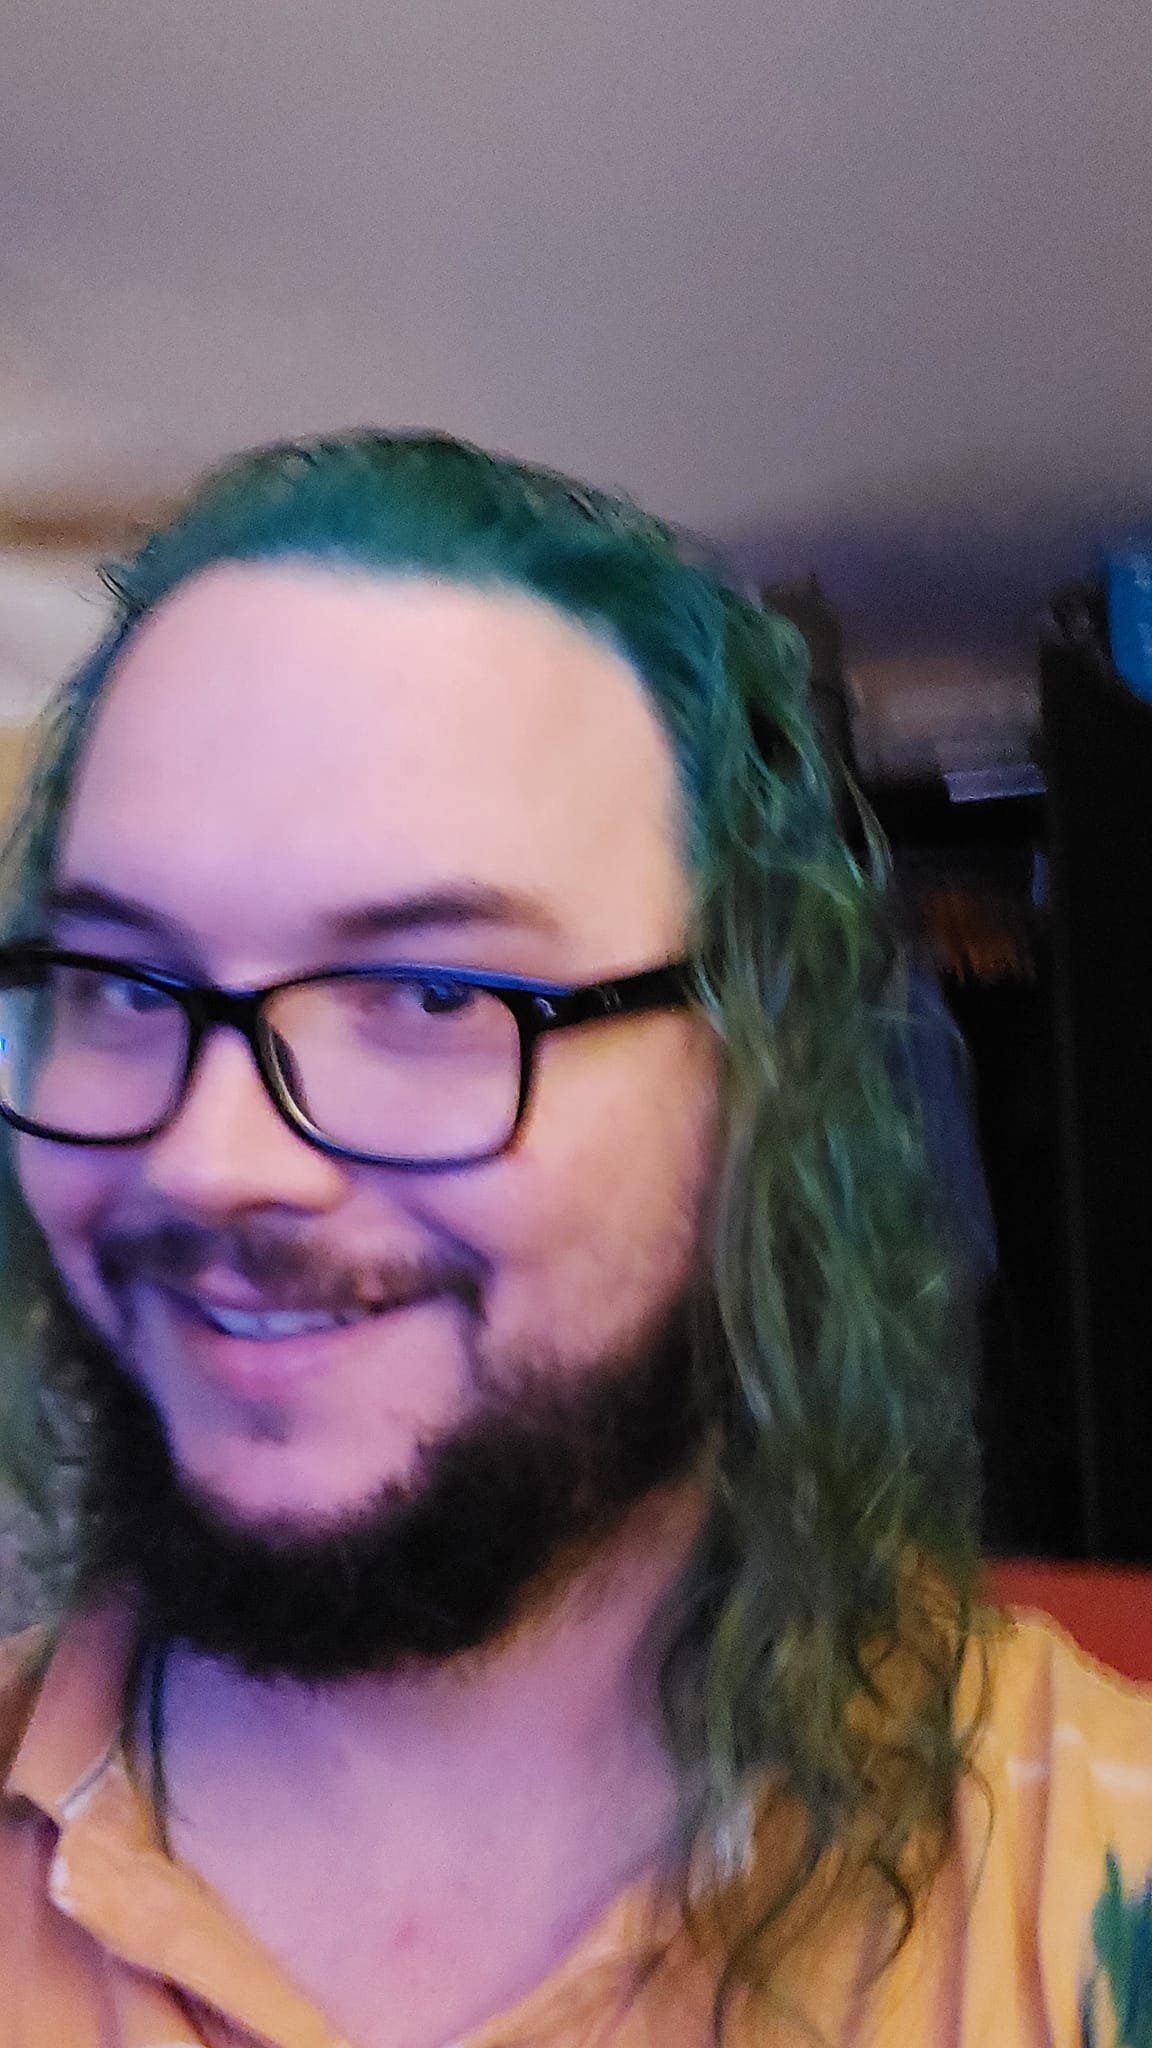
[0,430,1147,2047]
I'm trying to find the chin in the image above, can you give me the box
[166,1427,422,1535]
[54,1266,706,1679]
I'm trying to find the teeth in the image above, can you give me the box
[199,1304,367,1341]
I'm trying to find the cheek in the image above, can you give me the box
[15,1137,125,1306]
[411,1019,719,1339]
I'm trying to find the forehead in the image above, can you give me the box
[58,564,689,973]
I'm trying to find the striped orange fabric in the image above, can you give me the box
[2,1605,1151,2045]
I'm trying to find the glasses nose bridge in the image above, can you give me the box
[178,981,280,1107]
[191,981,269,1035]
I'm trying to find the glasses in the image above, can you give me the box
[0,946,694,1171]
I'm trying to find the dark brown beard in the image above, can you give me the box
[46,1280,707,1681]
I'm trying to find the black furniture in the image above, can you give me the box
[1041,592,1152,1562]
[866,776,1088,1560]
[763,577,1096,1560]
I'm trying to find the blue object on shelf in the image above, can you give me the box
[1106,545,1152,699]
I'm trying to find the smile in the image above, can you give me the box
[151,1279,449,1351]
[194,1303,374,1342]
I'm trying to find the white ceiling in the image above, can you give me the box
[4,0,1151,535]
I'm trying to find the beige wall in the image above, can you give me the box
[0,730,33,825]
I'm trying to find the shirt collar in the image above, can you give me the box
[4,1599,138,1823]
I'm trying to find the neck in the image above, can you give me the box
[158,1477,707,1849]
[146,1481,709,2048]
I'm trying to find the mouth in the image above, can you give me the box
[136,1279,458,1402]
[163,1279,448,1340]
[191,1301,380,1343]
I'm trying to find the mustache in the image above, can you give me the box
[93,1216,486,1317]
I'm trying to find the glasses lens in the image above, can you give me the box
[264,973,522,1163]
[0,960,189,1141]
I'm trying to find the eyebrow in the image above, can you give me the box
[43,880,560,952]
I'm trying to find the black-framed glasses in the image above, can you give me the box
[0,946,695,1171]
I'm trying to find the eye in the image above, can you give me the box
[97,975,171,1015]
[57,968,170,1017]
[416,978,478,1016]
[46,966,185,1055]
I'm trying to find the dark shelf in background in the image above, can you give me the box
[768,564,1145,1562]
[865,772,1089,1560]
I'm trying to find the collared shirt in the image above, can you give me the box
[2,1602,1151,2047]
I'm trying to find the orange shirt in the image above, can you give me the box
[2,1603,1151,2047]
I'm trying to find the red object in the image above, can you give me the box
[987,1559,1152,1684]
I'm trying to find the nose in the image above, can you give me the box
[139,1026,347,1217]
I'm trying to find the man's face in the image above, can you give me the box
[19,565,718,1559]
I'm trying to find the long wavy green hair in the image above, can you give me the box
[0,431,984,2035]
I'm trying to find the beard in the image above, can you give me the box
[44,1272,709,1683]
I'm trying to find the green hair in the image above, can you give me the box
[0,430,984,2035]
